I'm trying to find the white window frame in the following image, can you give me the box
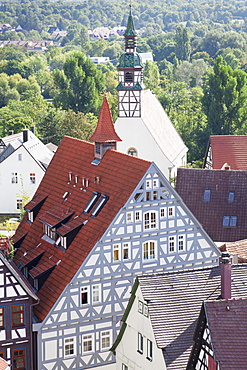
[147,339,153,361]
[178,235,185,251]
[146,180,151,189]
[122,242,130,260]
[143,303,148,317]
[28,211,33,223]
[126,212,133,223]
[169,236,175,253]
[64,337,76,357]
[144,211,157,230]
[82,334,94,354]
[60,236,67,249]
[92,284,101,304]
[101,330,111,351]
[160,208,165,218]
[113,243,120,262]
[138,333,143,354]
[168,206,174,218]
[135,210,141,221]
[18,154,22,161]
[81,286,89,305]
[153,179,159,188]
[30,173,36,184]
[143,240,156,260]
[16,199,22,210]
[138,300,143,314]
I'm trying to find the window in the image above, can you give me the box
[81,287,89,305]
[18,154,22,161]
[125,72,133,82]
[138,333,143,354]
[144,212,156,229]
[168,207,174,217]
[223,216,237,227]
[135,211,141,221]
[82,334,93,354]
[92,285,100,304]
[60,236,67,249]
[28,211,33,223]
[126,212,133,223]
[143,241,155,260]
[12,173,18,184]
[203,189,211,201]
[0,307,4,328]
[64,338,75,357]
[12,305,24,327]
[84,192,100,213]
[43,224,56,240]
[228,192,235,202]
[153,179,159,188]
[147,339,153,361]
[138,300,143,314]
[178,235,185,251]
[13,349,25,370]
[146,180,151,189]
[0,352,4,358]
[113,244,120,261]
[16,199,22,210]
[30,173,36,184]
[91,195,109,217]
[146,192,151,201]
[128,148,137,157]
[169,236,175,253]
[123,243,130,260]
[101,331,111,350]
[143,303,148,317]
[160,208,165,218]
[153,191,158,200]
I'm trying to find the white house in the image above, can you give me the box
[0,129,54,216]
[114,10,188,180]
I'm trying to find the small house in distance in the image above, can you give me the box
[203,135,247,170]
[0,129,54,216]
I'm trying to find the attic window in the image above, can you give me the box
[203,189,211,201]
[91,195,109,217]
[84,192,101,213]
[128,148,137,157]
[222,216,237,227]
[228,192,234,202]
[63,192,70,200]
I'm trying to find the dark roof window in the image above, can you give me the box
[91,195,109,217]
[223,216,237,227]
[84,192,101,213]
[203,189,211,201]
[228,191,235,203]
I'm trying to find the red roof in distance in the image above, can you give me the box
[89,95,122,143]
[210,135,247,170]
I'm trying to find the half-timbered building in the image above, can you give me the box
[0,252,38,369]
[11,96,220,369]
[114,9,188,180]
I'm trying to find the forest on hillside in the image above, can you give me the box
[1,0,247,164]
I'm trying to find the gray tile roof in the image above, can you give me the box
[138,264,247,370]
[176,168,247,242]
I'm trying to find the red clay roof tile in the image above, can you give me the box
[210,135,247,170]
[13,136,150,321]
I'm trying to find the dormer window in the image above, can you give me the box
[28,212,34,223]
[91,195,109,217]
[44,224,57,240]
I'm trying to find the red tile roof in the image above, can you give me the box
[220,239,247,263]
[39,203,74,227]
[13,136,150,321]
[176,168,247,242]
[25,192,48,211]
[89,95,122,143]
[0,357,9,370]
[210,135,247,170]
[0,237,10,254]
[205,298,247,369]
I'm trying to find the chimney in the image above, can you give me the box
[220,252,231,299]
[23,129,29,143]
[8,130,14,136]
[30,126,35,133]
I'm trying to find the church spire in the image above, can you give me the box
[90,95,121,162]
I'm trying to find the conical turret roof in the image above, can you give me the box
[124,6,136,37]
[90,95,122,143]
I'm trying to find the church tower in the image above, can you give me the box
[117,6,143,117]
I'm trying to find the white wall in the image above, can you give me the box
[0,146,45,214]
[116,285,166,370]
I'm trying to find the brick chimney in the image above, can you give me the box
[220,252,231,299]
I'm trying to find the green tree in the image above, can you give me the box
[202,56,247,135]
[52,52,105,114]
[174,26,191,61]
[143,61,160,90]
